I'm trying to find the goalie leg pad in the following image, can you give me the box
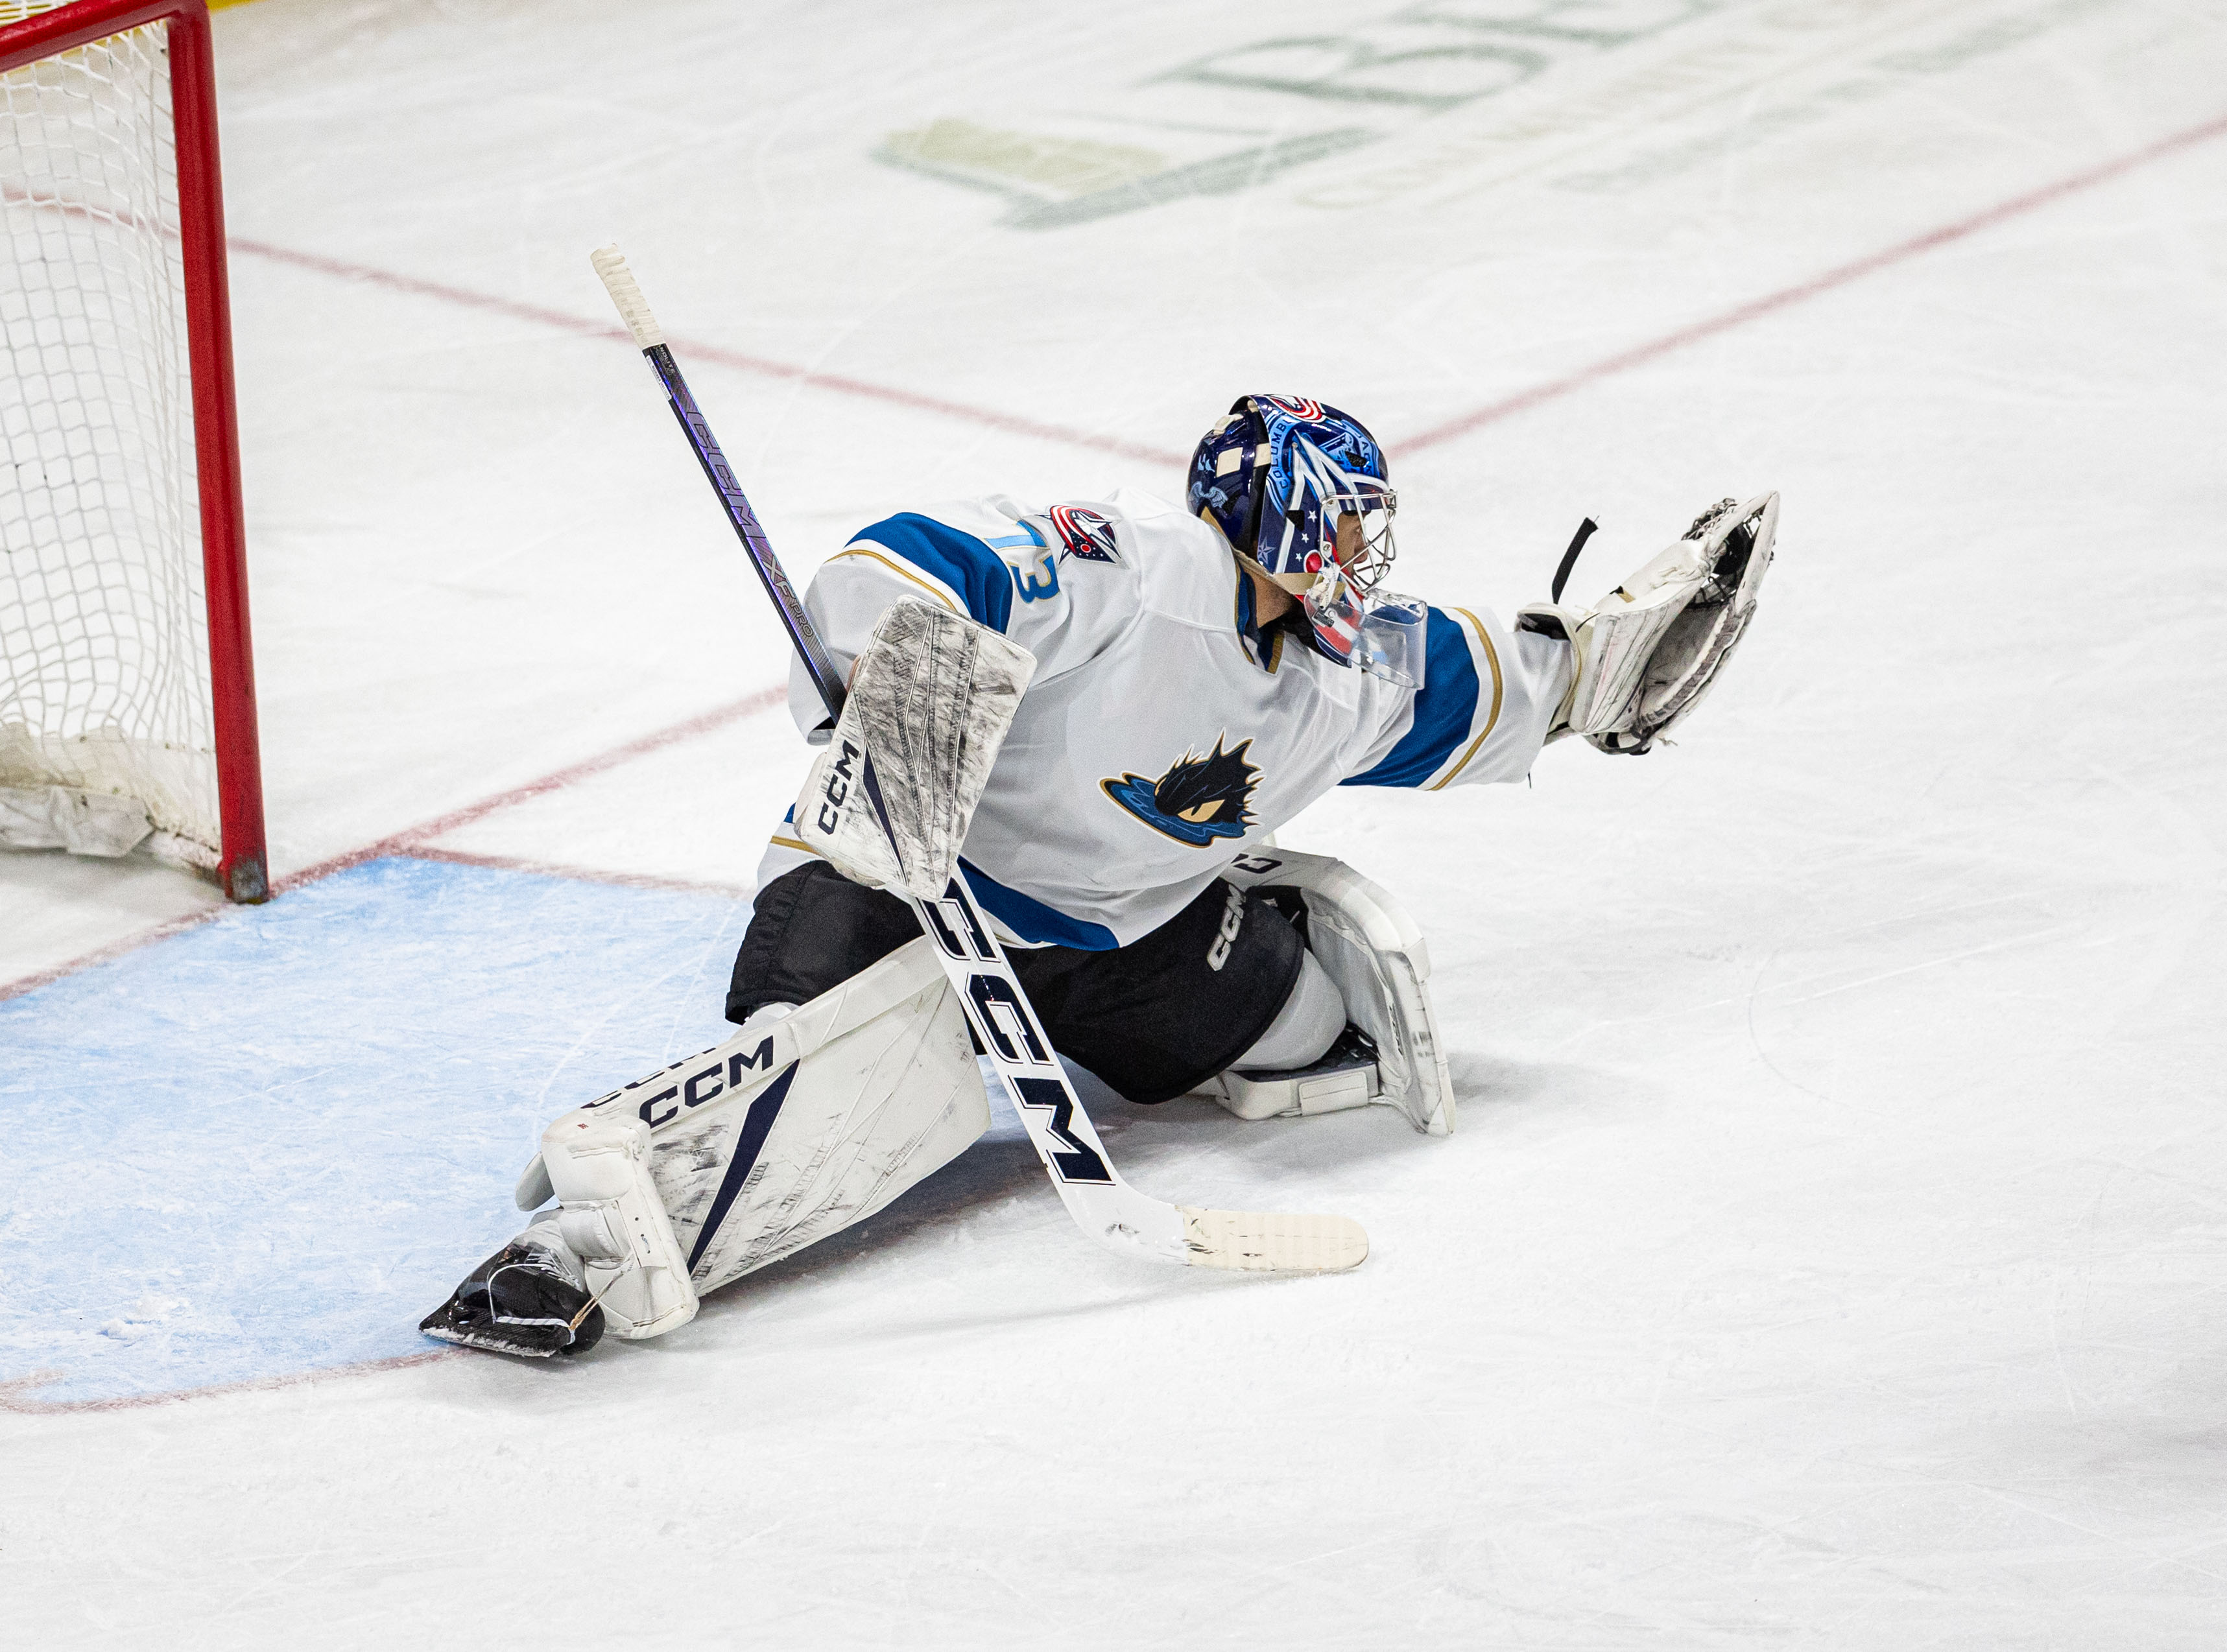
[660,938,988,1291]
[1215,849,1456,1135]
[796,598,1036,898]
[538,936,991,1302]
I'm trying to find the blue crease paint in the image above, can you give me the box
[0,856,744,1405]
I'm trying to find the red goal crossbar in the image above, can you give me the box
[1,0,267,901]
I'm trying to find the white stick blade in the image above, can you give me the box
[590,244,665,349]
[1180,1207,1369,1273]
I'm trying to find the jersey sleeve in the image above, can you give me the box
[1340,604,1572,790]
[784,503,1134,737]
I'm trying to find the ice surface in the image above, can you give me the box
[3,0,2224,1644]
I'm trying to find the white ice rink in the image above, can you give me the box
[5,0,2226,1643]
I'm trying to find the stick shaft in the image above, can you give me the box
[639,344,848,718]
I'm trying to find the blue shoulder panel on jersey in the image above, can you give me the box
[852,512,1015,632]
[960,857,1119,950]
[1341,606,1481,789]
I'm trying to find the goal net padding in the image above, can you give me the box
[1,0,265,900]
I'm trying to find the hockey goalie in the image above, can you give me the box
[423,392,1778,1356]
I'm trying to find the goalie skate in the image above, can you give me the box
[418,1236,604,1359]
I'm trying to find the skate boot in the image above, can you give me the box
[420,1228,603,1358]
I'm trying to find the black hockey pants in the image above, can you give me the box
[725,860,1305,1105]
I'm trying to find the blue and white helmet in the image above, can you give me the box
[1186,394,1398,595]
[1187,395,1420,683]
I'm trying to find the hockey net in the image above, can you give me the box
[1,0,264,898]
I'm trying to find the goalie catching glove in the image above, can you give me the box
[1518,492,1778,755]
[797,599,1036,897]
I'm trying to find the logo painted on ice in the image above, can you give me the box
[1101,736,1261,847]
[1047,503,1121,564]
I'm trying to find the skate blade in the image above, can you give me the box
[419,1318,561,1359]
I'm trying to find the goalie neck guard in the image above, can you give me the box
[1187,395,1420,686]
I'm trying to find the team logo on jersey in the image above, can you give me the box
[1048,503,1120,564]
[1101,737,1261,847]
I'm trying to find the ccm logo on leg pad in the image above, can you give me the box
[584,1036,780,1127]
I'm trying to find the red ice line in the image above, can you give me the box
[228,239,1190,467]
[1392,109,2227,455]
[407,844,756,901]
[0,1351,457,1416]
[0,684,787,1006]
[267,683,790,892]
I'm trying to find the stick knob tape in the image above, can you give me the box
[591,244,665,350]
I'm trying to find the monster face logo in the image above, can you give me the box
[1101,737,1261,847]
[1048,503,1120,564]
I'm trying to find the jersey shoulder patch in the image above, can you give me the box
[1045,502,1122,565]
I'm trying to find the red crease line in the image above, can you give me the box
[270,682,789,893]
[0,899,240,1005]
[0,1349,458,1415]
[1392,109,2227,456]
[405,845,757,901]
[0,683,787,1002]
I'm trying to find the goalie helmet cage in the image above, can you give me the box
[1,0,265,901]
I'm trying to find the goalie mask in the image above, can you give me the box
[1187,394,1423,687]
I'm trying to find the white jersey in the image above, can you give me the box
[759,488,1571,949]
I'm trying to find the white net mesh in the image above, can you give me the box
[1,10,219,868]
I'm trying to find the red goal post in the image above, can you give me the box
[1,0,265,901]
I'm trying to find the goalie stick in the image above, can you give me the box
[590,245,1366,1275]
